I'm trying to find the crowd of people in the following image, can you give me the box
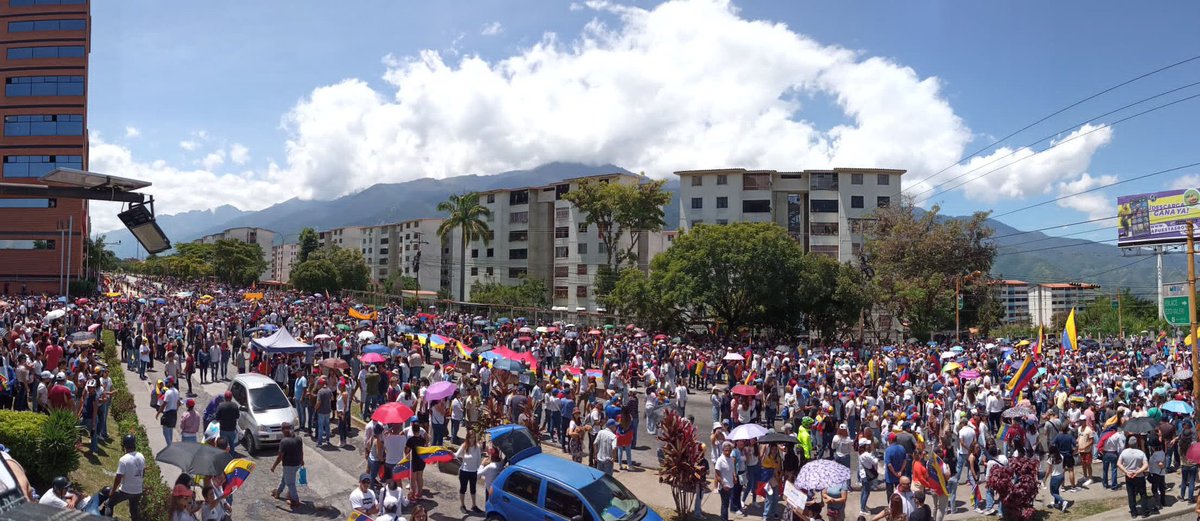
[1,274,1199,521]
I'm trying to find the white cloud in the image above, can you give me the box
[1171,175,1200,190]
[229,143,250,165]
[179,140,199,151]
[104,0,1111,222]
[124,126,140,138]
[1053,173,1119,220]
[200,150,225,170]
[481,21,503,36]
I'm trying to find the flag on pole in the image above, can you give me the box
[1006,355,1037,400]
[1061,308,1078,354]
[1033,326,1044,358]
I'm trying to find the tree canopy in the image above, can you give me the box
[563,178,670,299]
[124,239,265,285]
[469,276,549,308]
[298,227,319,263]
[288,246,370,292]
[437,192,492,301]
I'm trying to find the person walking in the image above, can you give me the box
[216,390,240,454]
[714,441,739,521]
[315,378,333,446]
[594,418,618,475]
[271,422,304,509]
[180,399,200,443]
[157,378,180,447]
[102,435,146,521]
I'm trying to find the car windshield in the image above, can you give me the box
[248,385,290,413]
[579,475,644,521]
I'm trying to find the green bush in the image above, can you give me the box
[40,409,82,481]
[0,410,46,480]
[100,331,170,520]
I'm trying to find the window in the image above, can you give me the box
[509,190,529,205]
[877,196,891,208]
[577,243,588,255]
[851,173,863,185]
[743,173,770,190]
[691,197,703,209]
[508,268,527,279]
[379,248,388,255]
[811,222,839,236]
[6,46,85,60]
[716,219,728,225]
[0,239,54,249]
[471,249,478,258]
[545,483,585,520]
[717,174,728,185]
[3,155,81,178]
[4,114,83,136]
[8,19,86,32]
[509,249,527,260]
[597,242,608,254]
[577,223,588,233]
[555,184,569,200]
[555,207,570,221]
[716,197,728,209]
[508,230,528,242]
[0,198,54,208]
[877,173,891,185]
[470,267,478,276]
[577,264,587,275]
[690,220,703,228]
[502,472,541,505]
[5,75,84,97]
[810,245,839,258]
[691,175,702,186]
[576,286,589,298]
[810,172,838,191]
[810,199,838,213]
[10,0,87,5]
[486,267,494,276]
[486,248,494,258]
[555,265,568,278]
[555,246,569,258]
[850,196,864,209]
[486,193,495,204]
[509,211,528,224]
[742,200,770,213]
[554,286,568,299]
[555,226,569,239]
[380,237,389,245]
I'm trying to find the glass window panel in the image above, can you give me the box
[6,84,31,96]
[0,198,53,208]
[7,48,32,59]
[0,239,55,249]
[8,22,34,32]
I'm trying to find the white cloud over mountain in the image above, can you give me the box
[92,0,1115,232]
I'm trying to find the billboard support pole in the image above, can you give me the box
[1159,247,1165,319]
[1188,222,1198,419]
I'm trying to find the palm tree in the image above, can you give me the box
[437,192,492,301]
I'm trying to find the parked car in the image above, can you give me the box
[226,373,297,453]
[485,425,661,521]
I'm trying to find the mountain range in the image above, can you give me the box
[97,162,1180,294]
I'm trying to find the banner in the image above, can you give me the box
[1118,189,1200,246]
[348,307,378,321]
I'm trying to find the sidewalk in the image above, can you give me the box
[118,360,181,487]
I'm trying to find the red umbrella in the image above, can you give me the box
[87,323,101,332]
[653,334,668,340]
[360,353,387,364]
[517,335,533,342]
[75,298,89,305]
[625,324,636,330]
[546,326,559,333]
[319,358,350,371]
[588,329,602,335]
[731,384,758,397]
[372,402,415,425]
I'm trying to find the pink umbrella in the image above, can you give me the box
[360,353,387,364]
[87,323,101,332]
[426,381,457,401]
[960,369,982,380]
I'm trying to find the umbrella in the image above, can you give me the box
[155,442,234,476]
[56,296,67,302]
[517,335,533,342]
[940,351,957,360]
[358,331,376,341]
[363,344,389,355]
[654,334,668,341]
[565,332,579,338]
[155,298,167,305]
[293,299,305,305]
[360,353,387,364]
[68,331,96,344]
[496,317,511,324]
[896,357,910,366]
[472,319,489,326]
[357,320,373,327]
[794,459,851,491]
[443,322,458,328]
[1163,400,1194,415]
[396,325,414,333]
[534,326,548,333]
[137,298,147,304]
[44,309,66,321]
[518,327,533,333]
[723,352,745,361]
[335,324,351,331]
[731,384,757,397]
[546,326,559,333]
[1177,370,1194,381]
[319,358,349,371]
[1187,442,1200,465]
[727,423,768,441]
[588,329,602,336]
[426,381,457,401]
[950,345,964,353]
[759,432,798,445]
[1144,364,1167,379]
[1016,339,1031,347]
[1124,417,1160,435]
[492,358,525,373]
[881,346,895,353]
[942,362,963,373]
[87,323,101,332]
[372,402,415,425]
[960,370,981,380]
[313,334,332,341]
[1002,405,1036,419]
[603,324,615,330]
[75,298,89,305]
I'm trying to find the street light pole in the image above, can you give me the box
[956,271,982,343]
[1188,222,1198,420]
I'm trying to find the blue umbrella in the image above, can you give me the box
[1144,364,1166,379]
[137,298,147,304]
[1163,400,1194,415]
[155,298,167,305]
[951,345,964,353]
[896,357,910,365]
[395,324,413,333]
[926,341,938,347]
[565,331,578,338]
[472,319,489,326]
[496,317,512,324]
[830,348,845,355]
[57,296,67,302]
[358,320,373,327]
[363,344,389,355]
[881,345,895,353]
[492,358,525,373]
[293,299,305,305]
[515,317,527,322]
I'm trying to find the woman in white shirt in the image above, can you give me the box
[456,431,484,512]
[478,447,503,502]
[450,391,464,444]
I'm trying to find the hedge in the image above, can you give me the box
[0,410,46,481]
[100,331,170,521]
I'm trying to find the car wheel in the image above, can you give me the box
[244,429,257,453]
[485,515,505,521]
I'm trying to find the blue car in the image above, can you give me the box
[485,425,661,521]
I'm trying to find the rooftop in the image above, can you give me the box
[513,453,605,488]
[1038,283,1100,289]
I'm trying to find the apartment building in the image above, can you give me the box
[195,227,275,281]
[1028,283,1098,327]
[675,167,905,263]
[461,172,665,312]
[355,218,452,294]
[989,279,1031,325]
[318,226,364,250]
[271,242,299,283]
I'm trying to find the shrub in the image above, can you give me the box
[0,410,46,480]
[40,408,82,481]
[100,331,170,520]
[987,456,1039,521]
[656,409,705,519]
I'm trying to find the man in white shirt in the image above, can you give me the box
[714,441,739,520]
[38,477,77,509]
[349,473,379,516]
[103,435,146,520]
[157,379,180,447]
[674,382,688,416]
[594,419,618,475]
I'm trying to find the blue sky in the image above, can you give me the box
[87,0,1200,243]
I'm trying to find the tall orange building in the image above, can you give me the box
[0,0,89,295]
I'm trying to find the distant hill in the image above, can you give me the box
[100,204,249,259]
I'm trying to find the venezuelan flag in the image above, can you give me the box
[1061,308,1078,353]
[996,423,1009,442]
[392,459,413,481]
[1033,326,1044,358]
[927,455,949,496]
[585,368,604,380]
[418,446,455,464]
[1006,355,1037,400]
[222,459,255,498]
[346,511,374,521]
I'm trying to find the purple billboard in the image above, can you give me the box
[1117,188,1200,247]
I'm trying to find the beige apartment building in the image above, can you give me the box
[195,227,276,281]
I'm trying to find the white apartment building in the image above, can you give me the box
[675,168,905,264]
[318,226,365,250]
[461,172,666,312]
[271,243,300,283]
[1028,283,1098,327]
[990,279,1031,325]
[356,219,453,294]
[194,227,276,281]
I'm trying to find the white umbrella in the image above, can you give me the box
[940,351,957,360]
[44,309,66,321]
[984,343,997,349]
[358,331,376,341]
[313,334,332,341]
[727,423,768,441]
[535,326,549,333]
[518,326,533,333]
[723,352,745,361]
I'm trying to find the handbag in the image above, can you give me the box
[297,466,308,486]
[864,462,879,482]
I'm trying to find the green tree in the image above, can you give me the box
[436,192,492,301]
[298,227,320,263]
[607,267,682,332]
[383,274,419,294]
[289,258,340,293]
[307,246,371,291]
[85,234,120,273]
[1077,289,1166,337]
[863,201,996,340]
[470,276,549,307]
[802,255,874,341]
[563,178,670,298]
[211,239,267,285]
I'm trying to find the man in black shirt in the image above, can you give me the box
[271,422,304,509]
[216,390,240,454]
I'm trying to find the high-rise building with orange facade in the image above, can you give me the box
[0,0,89,295]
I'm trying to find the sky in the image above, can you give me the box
[86,0,1200,246]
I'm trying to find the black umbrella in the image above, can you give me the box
[759,432,798,445]
[155,442,234,476]
[1123,417,1160,435]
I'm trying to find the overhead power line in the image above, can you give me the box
[991,161,1200,220]
[989,215,1118,240]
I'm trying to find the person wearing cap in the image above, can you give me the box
[168,484,199,521]
[883,432,907,499]
[594,418,618,475]
[349,472,379,517]
[47,371,73,410]
[216,390,240,454]
[796,417,814,462]
[271,422,304,509]
[180,398,201,443]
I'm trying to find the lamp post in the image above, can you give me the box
[956,270,983,342]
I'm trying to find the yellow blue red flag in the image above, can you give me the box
[1061,308,1078,353]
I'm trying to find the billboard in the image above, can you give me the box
[1117,188,1200,247]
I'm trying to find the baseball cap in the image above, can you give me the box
[606,419,617,427]
[224,390,233,400]
[713,421,722,430]
[55,372,65,381]
[172,484,193,497]
[186,399,195,408]
[359,473,372,483]
[40,370,52,379]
